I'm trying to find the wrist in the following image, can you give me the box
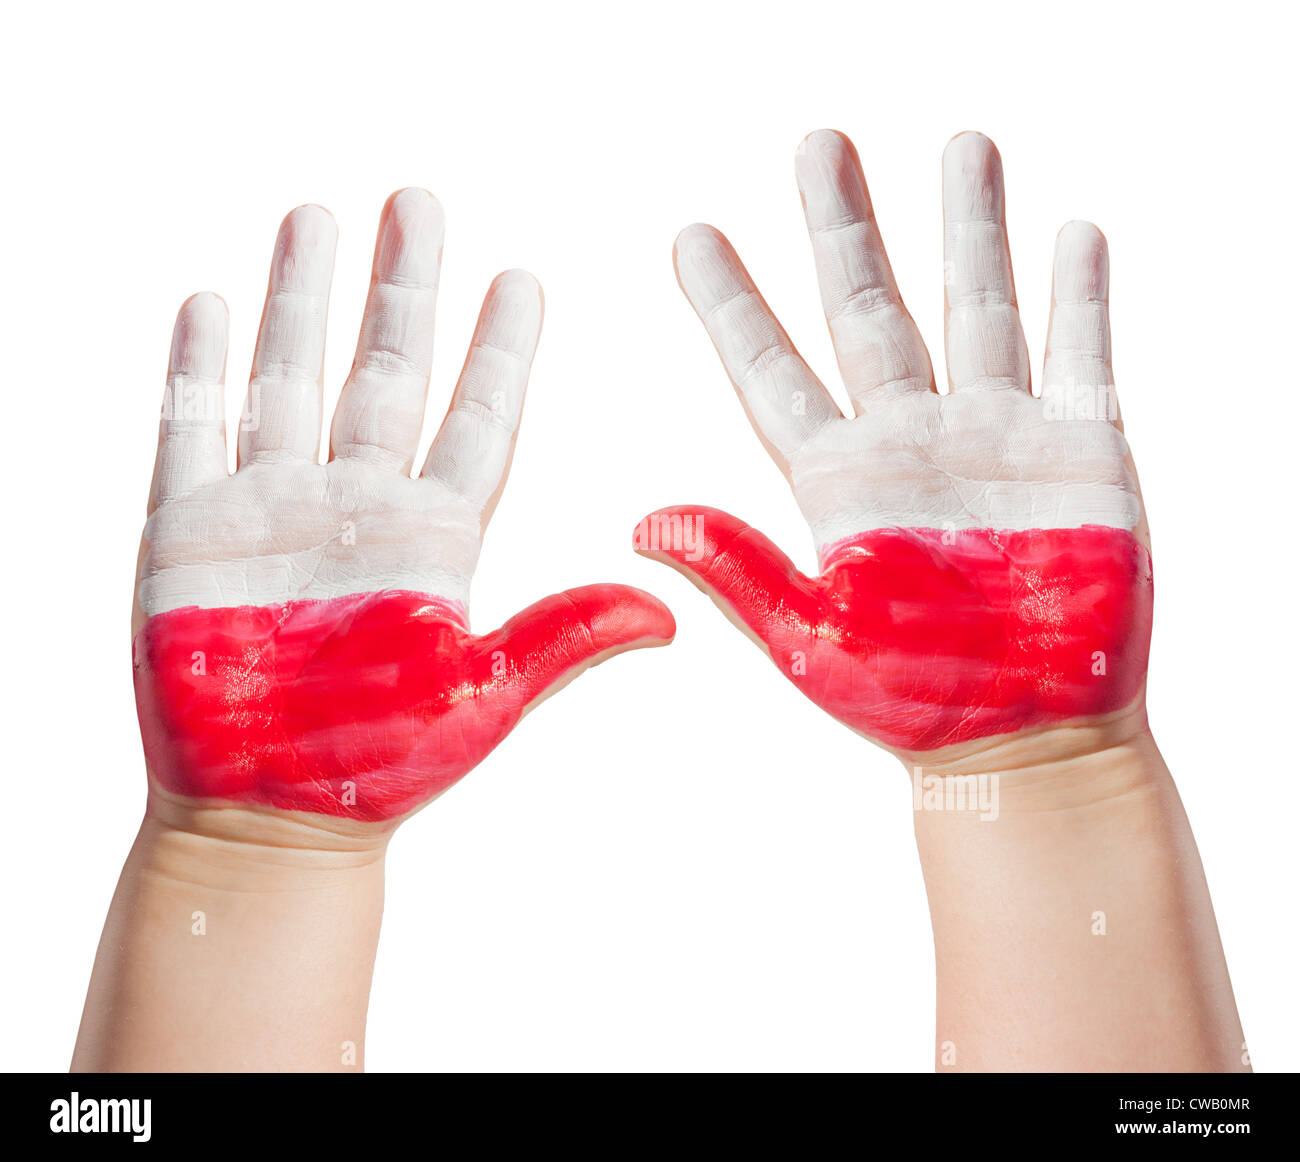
[141,785,391,892]
[897,701,1161,817]
[75,795,388,1072]
[901,708,1247,1072]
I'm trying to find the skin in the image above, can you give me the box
[636,130,1247,1071]
[74,137,1247,1074]
[73,190,674,1072]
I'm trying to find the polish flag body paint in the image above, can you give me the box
[134,586,674,821]
[637,508,1152,752]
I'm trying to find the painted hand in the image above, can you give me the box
[135,191,674,823]
[636,132,1151,757]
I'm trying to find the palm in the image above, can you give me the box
[638,131,1151,755]
[140,460,480,618]
[791,391,1138,551]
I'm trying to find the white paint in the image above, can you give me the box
[139,459,481,615]
[141,195,543,618]
[941,131,1033,395]
[8,0,1293,1078]
[330,188,445,474]
[793,129,935,405]
[238,204,338,466]
[673,129,1140,555]
[790,389,1140,549]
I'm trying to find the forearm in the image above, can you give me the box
[73,791,390,1072]
[910,719,1246,1072]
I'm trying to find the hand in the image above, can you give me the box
[79,190,677,1072]
[636,131,1245,1072]
[636,131,1150,758]
[136,190,674,824]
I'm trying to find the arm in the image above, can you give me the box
[73,801,387,1072]
[913,722,1244,1072]
[75,189,673,1072]
[637,129,1246,1071]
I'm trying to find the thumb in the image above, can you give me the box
[473,584,676,715]
[632,506,821,657]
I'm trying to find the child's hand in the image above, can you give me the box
[637,131,1149,760]
[137,190,673,826]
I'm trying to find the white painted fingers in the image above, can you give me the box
[1042,220,1118,424]
[150,292,230,512]
[422,269,543,524]
[942,132,1031,394]
[239,204,338,464]
[673,223,841,467]
[330,188,445,472]
[795,129,933,407]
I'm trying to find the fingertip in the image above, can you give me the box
[795,127,856,170]
[272,204,338,290]
[943,129,997,161]
[631,506,687,554]
[795,128,872,226]
[674,222,726,261]
[672,225,743,303]
[367,190,444,296]
[943,131,1001,182]
[632,505,737,564]
[491,266,542,300]
[170,292,230,378]
[1056,219,1107,250]
[382,187,446,244]
[616,585,678,645]
[1054,220,1109,299]
[942,131,1004,217]
[631,511,655,556]
[178,289,229,321]
[494,268,545,330]
[485,268,544,341]
[281,202,338,243]
[387,186,444,219]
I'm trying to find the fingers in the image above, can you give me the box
[942,132,1031,394]
[421,269,543,522]
[673,224,841,467]
[239,204,338,465]
[1041,221,1119,424]
[475,584,676,714]
[795,129,934,408]
[149,292,230,512]
[330,188,445,472]
[632,505,820,657]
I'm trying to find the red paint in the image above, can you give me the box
[639,507,1152,752]
[134,586,674,821]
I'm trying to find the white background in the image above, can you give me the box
[2,0,1295,1072]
